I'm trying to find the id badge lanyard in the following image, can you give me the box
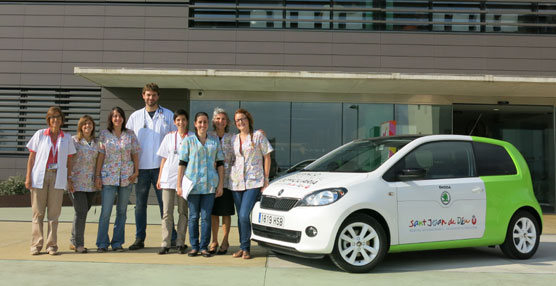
[48,134,61,169]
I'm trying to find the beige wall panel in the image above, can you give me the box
[23,27,63,39]
[145,40,187,52]
[188,41,236,53]
[236,42,284,54]
[188,29,236,41]
[332,32,380,44]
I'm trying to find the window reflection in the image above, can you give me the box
[395,104,452,135]
[343,103,394,143]
[189,100,240,133]
[291,102,342,164]
[240,101,291,171]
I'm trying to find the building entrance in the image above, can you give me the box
[453,104,555,212]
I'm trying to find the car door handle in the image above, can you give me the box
[472,187,484,193]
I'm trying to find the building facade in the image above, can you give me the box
[1,0,556,211]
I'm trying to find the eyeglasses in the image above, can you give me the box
[235,117,248,123]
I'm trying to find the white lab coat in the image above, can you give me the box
[156,130,194,189]
[26,129,76,190]
[126,106,176,169]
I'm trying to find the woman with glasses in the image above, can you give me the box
[229,108,273,259]
[25,106,76,255]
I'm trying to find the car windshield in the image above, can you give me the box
[303,137,416,173]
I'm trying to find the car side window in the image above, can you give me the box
[473,142,517,176]
[383,141,476,181]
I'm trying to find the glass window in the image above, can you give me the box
[240,101,291,172]
[306,136,414,173]
[473,142,517,176]
[384,141,475,181]
[291,102,342,164]
[189,100,240,133]
[343,103,394,143]
[395,104,452,135]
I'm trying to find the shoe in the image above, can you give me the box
[201,250,212,258]
[178,245,188,254]
[158,247,170,255]
[47,249,59,256]
[216,247,228,255]
[187,250,198,257]
[30,249,40,255]
[208,243,218,254]
[69,244,75,251]
[242,251,252,259]
[97,247,107,253]
[75,246,88,253]
[112,247,124,252]
[232,250,243,258]
[128,239,144,250]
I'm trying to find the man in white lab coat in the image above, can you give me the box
[126,83,177,250]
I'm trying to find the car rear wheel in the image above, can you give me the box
[329,214,387,273]
[500,211,540,259]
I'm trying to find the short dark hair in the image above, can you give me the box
[174,109,189,121]
[142,83,159,95]
[107,107,127,132]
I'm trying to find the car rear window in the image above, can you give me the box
[473,142,517,176]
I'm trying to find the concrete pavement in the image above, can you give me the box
[0,206,555,285]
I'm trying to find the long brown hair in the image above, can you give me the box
[234,108,254,146]
[76,115,96,141]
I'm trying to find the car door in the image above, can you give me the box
[385,141,486,244]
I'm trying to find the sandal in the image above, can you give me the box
[242,251,252,259]
[187,250,198,257]
[216,247,228,255]
[208,243,218,254]
[232,250,243,258]
[201,250,212,258]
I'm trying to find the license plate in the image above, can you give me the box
[258,212,284,228]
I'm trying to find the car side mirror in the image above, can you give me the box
[397,168,426,181]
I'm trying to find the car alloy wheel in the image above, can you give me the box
[330,214,387,273]
[500,211,540,259]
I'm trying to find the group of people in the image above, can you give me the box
[24,83,273,260]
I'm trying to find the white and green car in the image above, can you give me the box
[251,135,543,273]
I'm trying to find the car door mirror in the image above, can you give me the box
[397,168,426,181]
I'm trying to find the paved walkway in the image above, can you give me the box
[0,207,555,285]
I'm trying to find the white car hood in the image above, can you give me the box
[265,171,367,199]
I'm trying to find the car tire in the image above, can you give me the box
[500,211,540,259]
[329,214,387,273]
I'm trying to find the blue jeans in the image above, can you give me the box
[135,168,176,241]
[96,185,132,249]
[232,188,261,252]
[188,194,215,251]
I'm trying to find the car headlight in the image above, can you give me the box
[296,188,347,207]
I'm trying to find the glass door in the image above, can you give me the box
[453,104,555,212]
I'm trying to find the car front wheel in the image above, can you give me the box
[500,211,540,259]
[329,214,387,273]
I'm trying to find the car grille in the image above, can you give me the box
[260,195,299,211]
[253,224,301,243]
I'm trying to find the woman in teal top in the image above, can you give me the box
[177,112,224,257]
